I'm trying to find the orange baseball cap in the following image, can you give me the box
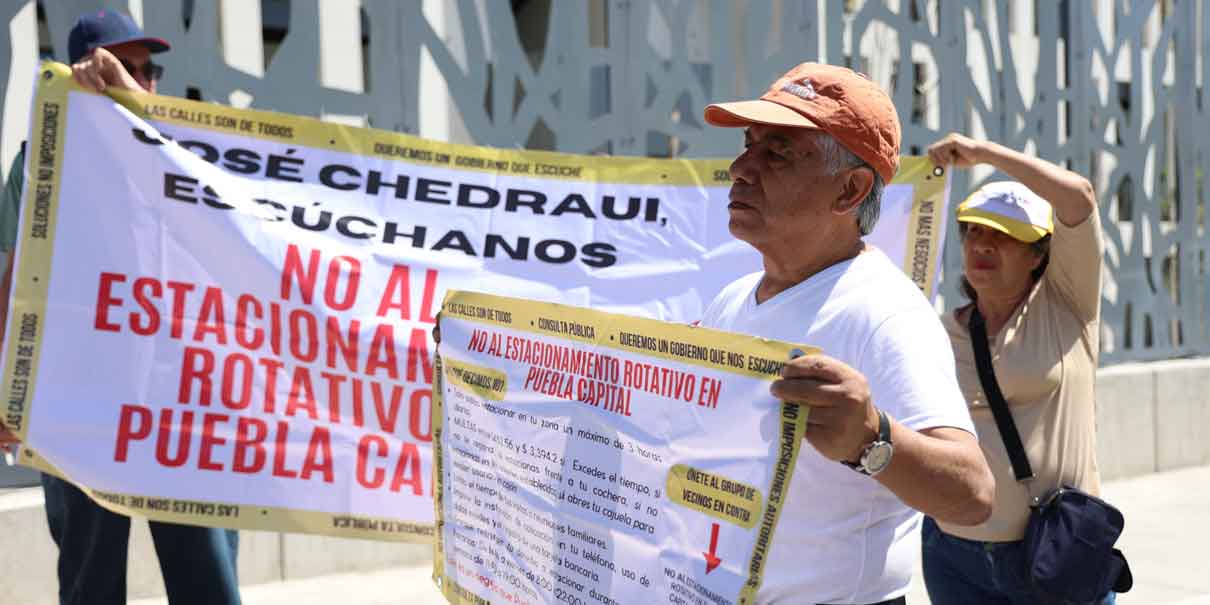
[704,62,902,183]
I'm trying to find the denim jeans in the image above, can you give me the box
[42,473,242,605]
[921,516,1114,605]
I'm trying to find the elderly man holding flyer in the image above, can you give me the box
[697,63,994,605]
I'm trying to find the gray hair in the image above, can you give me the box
[809,131,885,235]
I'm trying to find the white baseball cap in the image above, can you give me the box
[957,181,1054,243]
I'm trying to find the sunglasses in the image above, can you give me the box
[119,59,164,82]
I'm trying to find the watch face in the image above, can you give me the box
[863,442,893,473]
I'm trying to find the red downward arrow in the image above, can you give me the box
[703,522,722,574]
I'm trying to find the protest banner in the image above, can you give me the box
[433,290,813,605]
[0,61,948,540]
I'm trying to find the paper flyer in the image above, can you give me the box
[433,290,817,605]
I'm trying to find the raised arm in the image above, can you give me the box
[928,133,1098,226]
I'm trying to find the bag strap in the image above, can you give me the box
[968,307,1035,482]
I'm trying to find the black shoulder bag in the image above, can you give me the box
[968,307,1132,603]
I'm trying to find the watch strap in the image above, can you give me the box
[875,406,890,442]
[842,408,891,474]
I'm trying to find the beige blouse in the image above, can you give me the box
[938,210,1104,542]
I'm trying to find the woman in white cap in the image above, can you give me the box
[921,133,1116,604]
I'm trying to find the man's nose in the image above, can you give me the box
[729,147,756,184]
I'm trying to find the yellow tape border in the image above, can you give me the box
[21,446,434,541]
[55,58,730,188]
[51,60,938,192]
[897,156,949,298]
[438,289,820,381]
[0,62,71,441]
[737,402,809,605]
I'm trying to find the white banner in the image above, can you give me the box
[1,62,948,540]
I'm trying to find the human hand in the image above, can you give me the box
[927,133,984,170]
[71,47,143,93]
[431,312,442,345]
[769,354,879,463]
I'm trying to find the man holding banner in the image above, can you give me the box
[0,9,241,605]
[698,63,994,604]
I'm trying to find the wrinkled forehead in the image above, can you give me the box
[743,123,827,149]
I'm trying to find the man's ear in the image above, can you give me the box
[832,166,875,215]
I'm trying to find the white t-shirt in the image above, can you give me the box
[699,248,975,605]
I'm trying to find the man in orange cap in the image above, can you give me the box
[698,63,994,604]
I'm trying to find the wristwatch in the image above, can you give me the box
[842,408,893,476]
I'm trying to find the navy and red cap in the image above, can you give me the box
[67,8,170,64]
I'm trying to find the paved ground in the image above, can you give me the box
[136,566,443,605]
[121,465,1210,605]
[1097,465,1210,604]
[0,460,39,488]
